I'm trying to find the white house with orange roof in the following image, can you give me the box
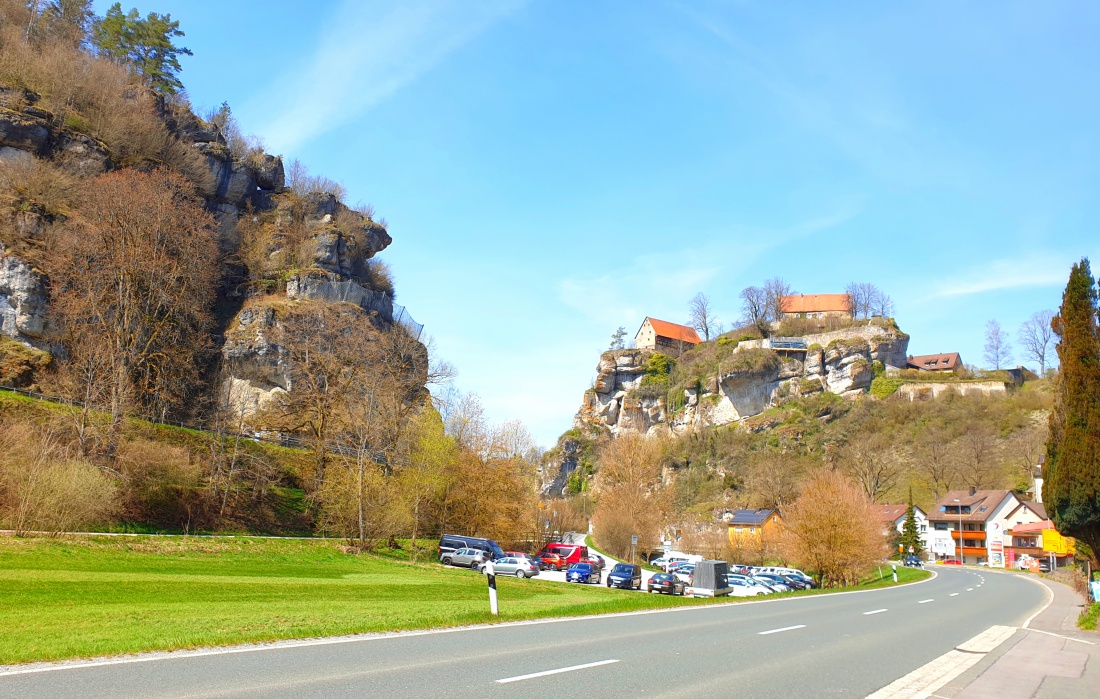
[634,317,702,353]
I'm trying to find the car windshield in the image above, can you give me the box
[652,574,669,582]
[611,565,632,574]
[570,564,591,571]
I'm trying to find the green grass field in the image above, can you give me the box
[0,535,931,665]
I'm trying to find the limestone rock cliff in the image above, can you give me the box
[574,324,909,437]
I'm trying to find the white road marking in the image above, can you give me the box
[966,588,973,591]
[863,609,888,615]
[918,599,934,604]
[496,659,619,684]
[950,592,959,596]
[866,625,1017,699]
[758,625,806,635]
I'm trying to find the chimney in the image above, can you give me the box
[969,486,977,496]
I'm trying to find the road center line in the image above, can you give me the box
[918,599,934,604]
[496,659,619,684]
[758,624,806,635]
[966,588,973,591]
[863,609,888,615]
[950,592,960,596]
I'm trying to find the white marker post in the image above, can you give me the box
[485,559,498,615]
[892,564,898,583]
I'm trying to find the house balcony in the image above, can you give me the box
[950,530,985,541]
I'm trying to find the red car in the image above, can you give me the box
[537,553,566,571]
[942,558,962,565]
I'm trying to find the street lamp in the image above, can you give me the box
[954,498,963,564]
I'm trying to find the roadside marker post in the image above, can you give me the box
[892,564,897,583]
[485,560,498,615]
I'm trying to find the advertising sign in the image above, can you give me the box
[931,532,955,556]
[988,522,1006,569]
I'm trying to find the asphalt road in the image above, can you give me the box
[0,567,1047,699]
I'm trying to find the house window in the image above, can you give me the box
[749,527,756,534]
[935,523,948,530]
[734,527,743,533]
[919,524,927,533]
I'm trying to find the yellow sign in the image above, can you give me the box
[1041,529,1076,555]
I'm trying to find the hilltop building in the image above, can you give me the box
[634,317,701,352]
[907,352,963,372]
[779,293,853,320]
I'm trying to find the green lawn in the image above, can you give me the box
[0,536,931,665]
[1080,602,1100,631]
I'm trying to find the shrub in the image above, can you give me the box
[870,377,904,399]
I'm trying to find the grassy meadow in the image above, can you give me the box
[0,535,931,665]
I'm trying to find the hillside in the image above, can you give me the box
[543,318,1053,555]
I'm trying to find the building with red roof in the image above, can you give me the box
[634,317,702,353]
[779,293,853,320]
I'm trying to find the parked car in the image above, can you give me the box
[581,555,605,571]
[566,563,601,584]
[777,574,811,590]
[438,534,505,561]
[537,552,567,571]
[752,573,792,592]
[607,563,642,590]
[481,556,539,578]
[726,575,773,597]
[653,556,689,571]
[904,555,923,568]
[1038,559,1051,573]
[442,548,489,569]
[647,573,685,595]
[941,558,962,566]
[672,564,695,583]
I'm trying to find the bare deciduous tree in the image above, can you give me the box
[688,292,717,342]
[592,433,668,559]
[739,285,768,334]
[840,433,901,503]
[845,282,891,319]
[984,319,1013,370]
[47,169,219,457]
[1018,309,1055,376]
[763,277,793,325]
[779,469,887,587]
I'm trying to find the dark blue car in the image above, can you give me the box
[566,563,600,584]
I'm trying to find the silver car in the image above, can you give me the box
[441,548,488,568]
[480,556,540,578]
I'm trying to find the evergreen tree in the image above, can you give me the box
[609,326,626,351]
[899,487,923,557]
[1044,258,1100,566]
[92,3,192,95]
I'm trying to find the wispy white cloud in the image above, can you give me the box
[556,206,861,327]
[246,0,524,153]
[921,255,1073,300]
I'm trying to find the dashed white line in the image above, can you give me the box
[758,625,806,635]
[496,659,619,684]
[966,588,973,591]
[864,609,888,615]
[918,599,934,604]
[950,593,960,596]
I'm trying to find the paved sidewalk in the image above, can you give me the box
[936,572,1099,698]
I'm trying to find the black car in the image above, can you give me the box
[647,573,685,595]
[777,574,810,590]
[607,563,642,590]
[438,534,505,561]
[904,555,923,568]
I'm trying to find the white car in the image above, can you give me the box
[673,564,696,583]
[726,574,773,596]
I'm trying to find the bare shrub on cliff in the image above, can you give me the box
[779,469,887,587]
[46,168,219,456]
[0,422,117,535]
[592,433,668,559]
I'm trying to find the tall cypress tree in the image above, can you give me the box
[1044,258,1100,566]
[900,487,923,557]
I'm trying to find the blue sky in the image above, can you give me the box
[105,1,1099,445]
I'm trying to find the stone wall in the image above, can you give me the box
[894,381,1008,401]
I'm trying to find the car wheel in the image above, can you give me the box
[441,557,452,566]
[516,570,525,578]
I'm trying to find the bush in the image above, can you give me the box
[870,376,904,399]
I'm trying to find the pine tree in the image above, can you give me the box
[1044,258,1100,566]
[92,3,192,95]
[899,487,923,557]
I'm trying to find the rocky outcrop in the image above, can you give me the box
[0,107,50,154]
[574,325,909,437]
[0,243,50,344]
[220,305,288,418]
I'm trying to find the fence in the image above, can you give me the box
[286,277,423,341]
